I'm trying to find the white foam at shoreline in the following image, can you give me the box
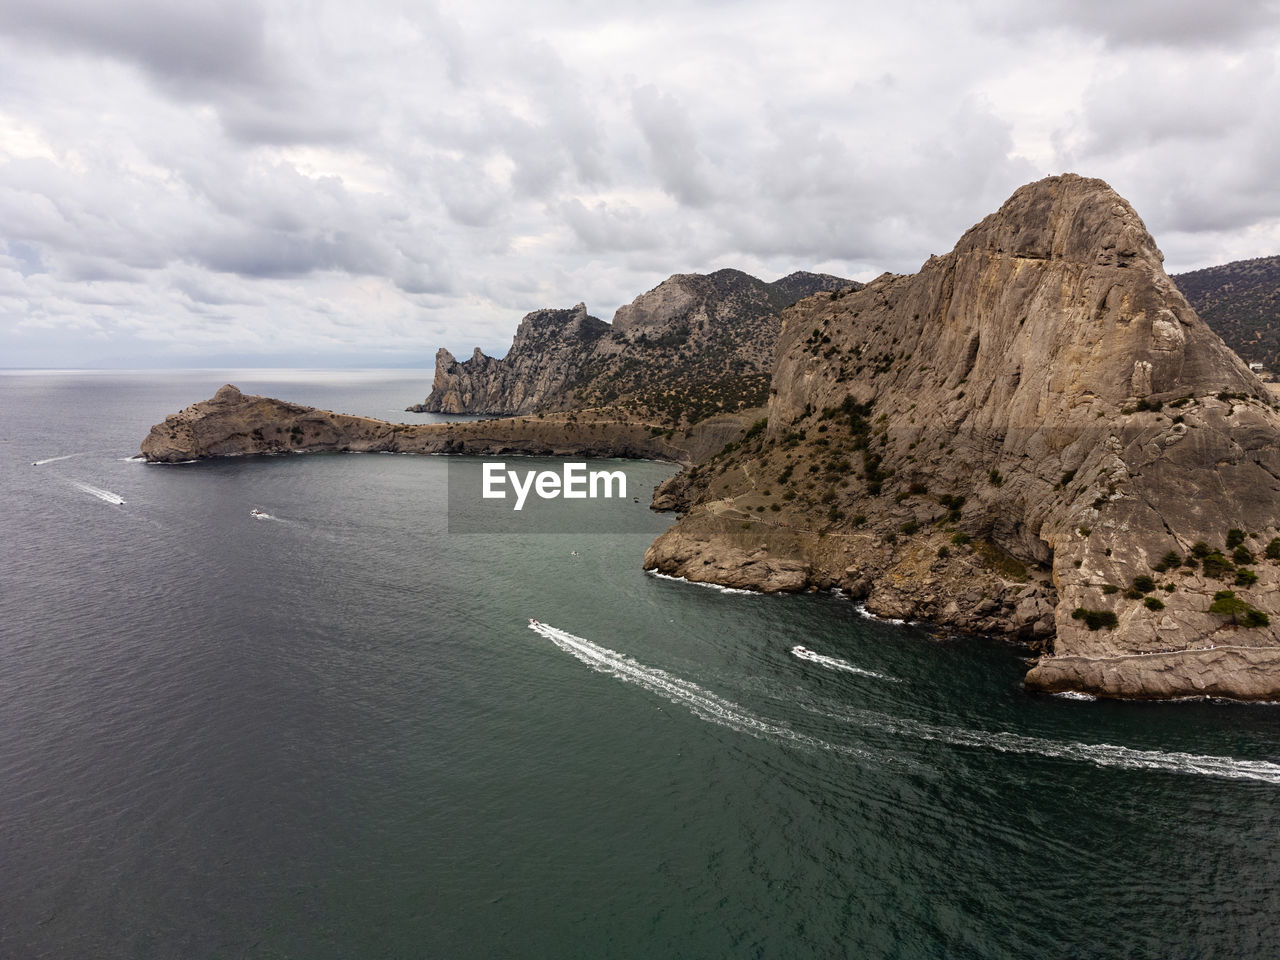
[853,603,910,626]
[68,480,125,505]
[529,622,881,763]
[791,645,899,682]
[645,570,757,595]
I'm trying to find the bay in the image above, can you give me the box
[2,370,1279,959]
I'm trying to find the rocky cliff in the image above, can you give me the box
[644,174,1280,699]
[411,270,857,423]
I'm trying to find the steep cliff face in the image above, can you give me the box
[645,174,1280,699]
[411,270,857,421]
[417,304,609,415]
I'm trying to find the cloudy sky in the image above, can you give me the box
[2,0,1279,368]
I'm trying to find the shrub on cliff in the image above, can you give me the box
[1072,608,1118,630]
[1201,551,1234,579]
[1208,590,1270,627]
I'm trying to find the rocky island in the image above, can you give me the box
[141,174,1280,700]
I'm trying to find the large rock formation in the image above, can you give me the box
[644,174,1280,699]
[410,270,857,421]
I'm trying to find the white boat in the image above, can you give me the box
[250,508,267,518]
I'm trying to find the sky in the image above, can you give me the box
[2,0,1279,369]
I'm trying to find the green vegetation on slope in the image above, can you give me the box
[1174,256,1280,372]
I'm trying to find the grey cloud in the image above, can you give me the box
[631,86,717,208]
[54,255,147,284]
[559,198,671,253]
[991,0,1280,48]
[170,269,267,307]
[0,0,272,93]
[187,228,391,279]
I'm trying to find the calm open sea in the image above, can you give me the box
[2,369,1279,959]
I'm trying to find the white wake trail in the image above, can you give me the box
[33,453,81,466]
[68,480,125,505]
[815,706,1280,786]
[529,623,881,763]
[645,570,757,595]
[791,645,899,682]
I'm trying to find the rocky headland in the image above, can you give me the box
[140,384,750,466]
[411,269,857,423]
[644,174,1280,699]
[141,174,1280,700]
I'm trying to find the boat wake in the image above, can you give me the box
[68,480,125,505]
[791,645,899,682]
[530,622,1280,785]
[33,453,81,466]
[646,570,757,595]
[811,705,1280,786]
[529,622,883,764]
[250,509,284,522]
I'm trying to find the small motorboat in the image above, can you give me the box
[529,617,540,625]
[250,508,267,519]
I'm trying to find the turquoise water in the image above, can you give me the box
[3,370,1279,958]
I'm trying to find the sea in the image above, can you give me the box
[2,369,1279,959]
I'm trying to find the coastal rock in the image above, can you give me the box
[644,174,1280,699]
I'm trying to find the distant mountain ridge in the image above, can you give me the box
[410,269,860,423]
[1173,256,1280,372]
